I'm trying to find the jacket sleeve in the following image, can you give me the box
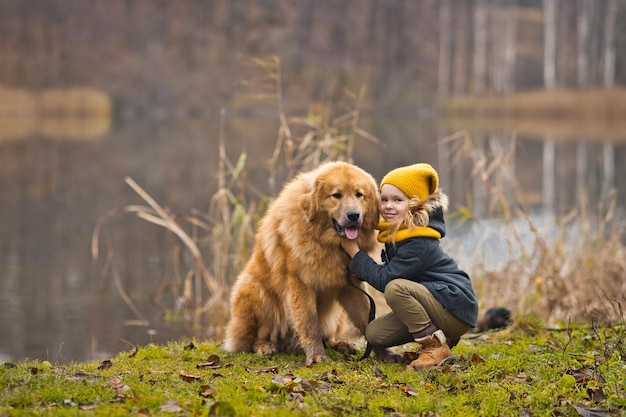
[348,239,436,293]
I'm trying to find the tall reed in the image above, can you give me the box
[443,131,625,326]
[93,59,624,340]
[92,56,379,337]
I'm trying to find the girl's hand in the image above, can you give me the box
[340,238,360,258]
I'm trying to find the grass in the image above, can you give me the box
[1,318,625,416]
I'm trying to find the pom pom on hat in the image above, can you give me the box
[380,163,439,202]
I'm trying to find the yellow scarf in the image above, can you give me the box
[376,220,441,244]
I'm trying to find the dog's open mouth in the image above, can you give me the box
[333,219,359,240]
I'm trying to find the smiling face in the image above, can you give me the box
[379,184,410,222]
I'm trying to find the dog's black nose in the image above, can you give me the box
[347,211,360,222]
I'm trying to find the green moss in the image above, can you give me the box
[1,320,625,416]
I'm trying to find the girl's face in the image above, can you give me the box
[380,184,409,222]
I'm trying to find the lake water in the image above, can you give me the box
[1,114,625,363]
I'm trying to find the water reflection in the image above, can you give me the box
[0,116,624,363]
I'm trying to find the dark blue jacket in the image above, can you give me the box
[348,208,479,327]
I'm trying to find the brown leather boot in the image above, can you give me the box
[407,330,453,371]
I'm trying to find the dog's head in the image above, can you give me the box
[298,162,379,241]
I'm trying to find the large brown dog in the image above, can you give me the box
[223,161,381,365]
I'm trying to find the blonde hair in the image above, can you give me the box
[385,189,442,245]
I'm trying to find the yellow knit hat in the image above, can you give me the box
[379,163,439,202]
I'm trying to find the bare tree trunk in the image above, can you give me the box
[543,0,557,89]
[502,4,517,94]
[577,0,592,89]
[473,0,488,95]
[492,3,517,94]
[471,0,488,215]
[603,0,618,86]
[492,7,505,93]
[453,1,470,95]
[575,0,592,206]
[438,0,452,98]
[601,0,618,200]
[542,0,557,213]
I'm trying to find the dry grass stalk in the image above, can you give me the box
[92,57,379,338]
[444,131,625,326]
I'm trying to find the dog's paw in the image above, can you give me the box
[305,353,330,366]
[254,342,277,356]
[327,340,357,356]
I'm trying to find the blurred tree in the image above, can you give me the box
[473,0,488,95]
[438,0,452,97]
[542,0,557,213]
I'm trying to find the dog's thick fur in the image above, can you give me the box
[223,161,381,365]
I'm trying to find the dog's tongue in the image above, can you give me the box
[344,227,359,240]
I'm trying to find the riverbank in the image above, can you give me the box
[1,317,624,416]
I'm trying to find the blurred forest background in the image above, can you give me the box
[2,0,626,116]
[1,0,625,363]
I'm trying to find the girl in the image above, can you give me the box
[341,163,478,370]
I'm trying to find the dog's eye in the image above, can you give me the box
[331,192,342,199]
[355,192,363,198]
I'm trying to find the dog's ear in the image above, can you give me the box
[364,185,380,230]
[299,175,322,221]
[298,192,315,221]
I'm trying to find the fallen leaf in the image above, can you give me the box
[160,399,183,412]
[319,369,342,383]
[97,360,113,370]
[571,368,606,384]
[3,363,17,369]
[197,361,221,370]
[587,386,606,402]
[503,373,528,382]
[246,365,278,374]
[179,371,202,383]
[184,342,195,351]
[196,355,221,369]
[571,403,612,417]
[199,385,215,398]
[470,353,485,364]
[107,376,130,394]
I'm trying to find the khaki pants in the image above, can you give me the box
[366,279,471,347]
